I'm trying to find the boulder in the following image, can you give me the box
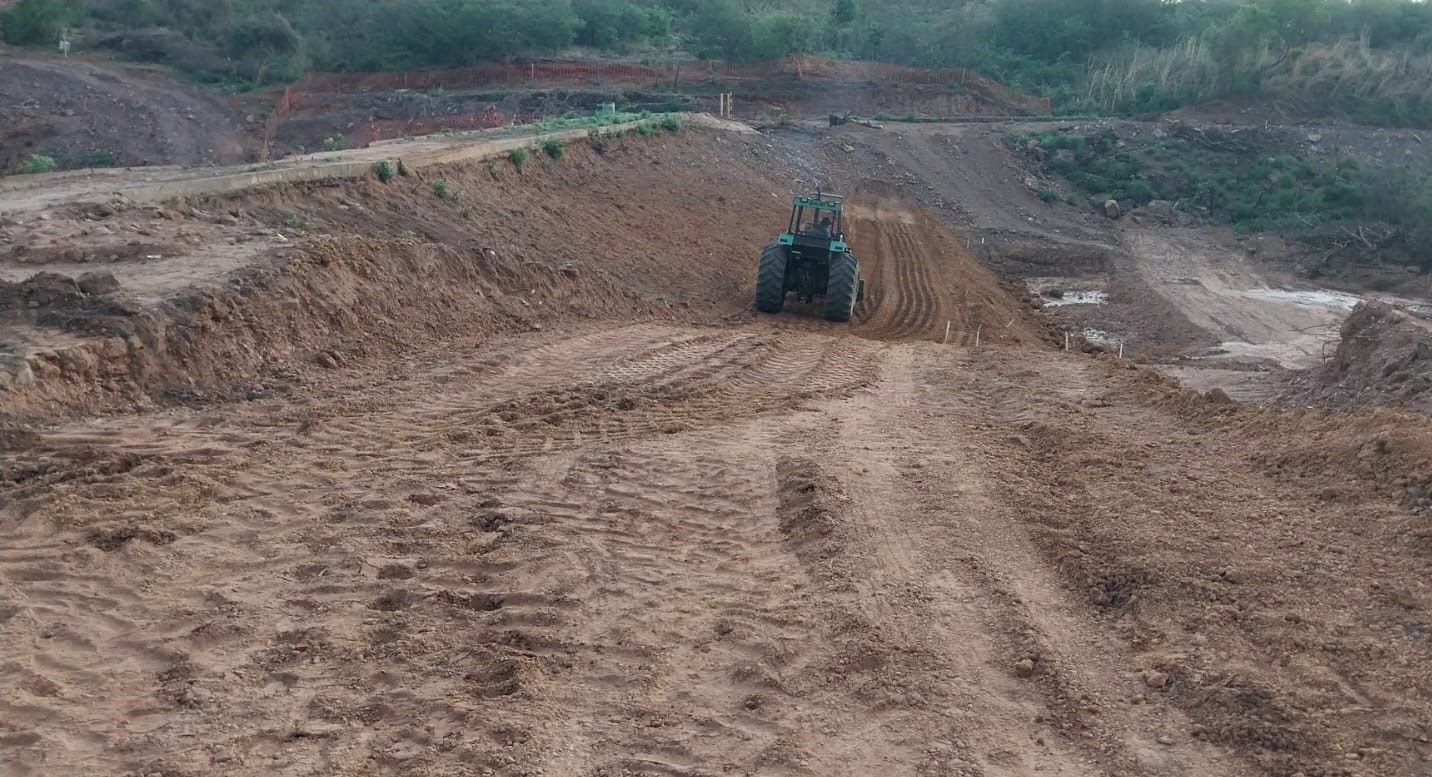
[1103,199,1122,219]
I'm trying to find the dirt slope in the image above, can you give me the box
[4,125,1432,777]
[0,129,791,416]
[0,54,257,171]
[846,182,1048,345]
[1291,301,1432,413]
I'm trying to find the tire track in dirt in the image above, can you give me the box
[0,325,885,777]
[470,426,943,774]
[4,325,878,492]
[837,184,1036,347]
[890,223,943,335]
[778,346,1248,777]
[941,351,1432,777]
[444,329,878,464]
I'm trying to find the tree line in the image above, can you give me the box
[4,0,1432,122]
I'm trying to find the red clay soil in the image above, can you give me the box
[3,125,1432,777]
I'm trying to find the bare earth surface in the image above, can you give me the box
[3,122,1432,777]
[0,53,257,172]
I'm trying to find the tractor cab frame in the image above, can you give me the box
[756,192,865,321]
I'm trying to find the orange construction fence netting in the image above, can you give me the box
[259,56,1050,159]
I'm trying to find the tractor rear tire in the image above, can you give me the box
[756,243,788,314]
[823,253,860,322]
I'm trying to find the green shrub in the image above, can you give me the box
[587,126,608,152]
[509,148,528,168]
[374,160,396,183]
[1,0,82,45]
[1025,126,1422,258]
[281,210,306,230]
[322,135,347,152]
[542,137,566,159]
[433,179,458,199]
[659,115,681,132]
[17,154,57,174]
[1037,187,1060,204]
[636,122,654,136]
[460,207,475,220]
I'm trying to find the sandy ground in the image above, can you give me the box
[4,123,1432,777]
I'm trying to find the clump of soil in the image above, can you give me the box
[1294,301,1432,414]
[0,271,136,335]
[774,457,847,563]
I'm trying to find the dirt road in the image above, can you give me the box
[5,185,1431,777]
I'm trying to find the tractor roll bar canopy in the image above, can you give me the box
[789,192,845,238]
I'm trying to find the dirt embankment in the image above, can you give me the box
[1289,301,1432,414]
[0,130,781,417]
[844,180,1052,346]
[1,126,1045,421]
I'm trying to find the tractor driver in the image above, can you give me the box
[808,216,833,238]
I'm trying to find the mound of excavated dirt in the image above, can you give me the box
[0,55,257,171]
[0,129,802,417]
[1292,301,1432,414]
[2,126,1056,419]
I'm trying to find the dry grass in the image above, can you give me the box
[1085,36,1432,126]
[1084,38,1222,112]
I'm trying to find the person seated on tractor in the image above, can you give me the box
[807,217,833,239]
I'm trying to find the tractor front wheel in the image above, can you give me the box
[756,243,788,314]
[823,253,860,322]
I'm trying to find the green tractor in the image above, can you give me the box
[756,192,865,322]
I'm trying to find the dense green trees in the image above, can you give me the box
[0,0,84,44]
[3,0,1432,124]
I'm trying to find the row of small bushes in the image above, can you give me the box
[370,114,683,191]
[11,150,122,175]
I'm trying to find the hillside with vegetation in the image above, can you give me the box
[3,0,1432,127]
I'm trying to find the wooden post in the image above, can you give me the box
[943,321,952,344]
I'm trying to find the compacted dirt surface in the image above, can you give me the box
[4,122,1432,777]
